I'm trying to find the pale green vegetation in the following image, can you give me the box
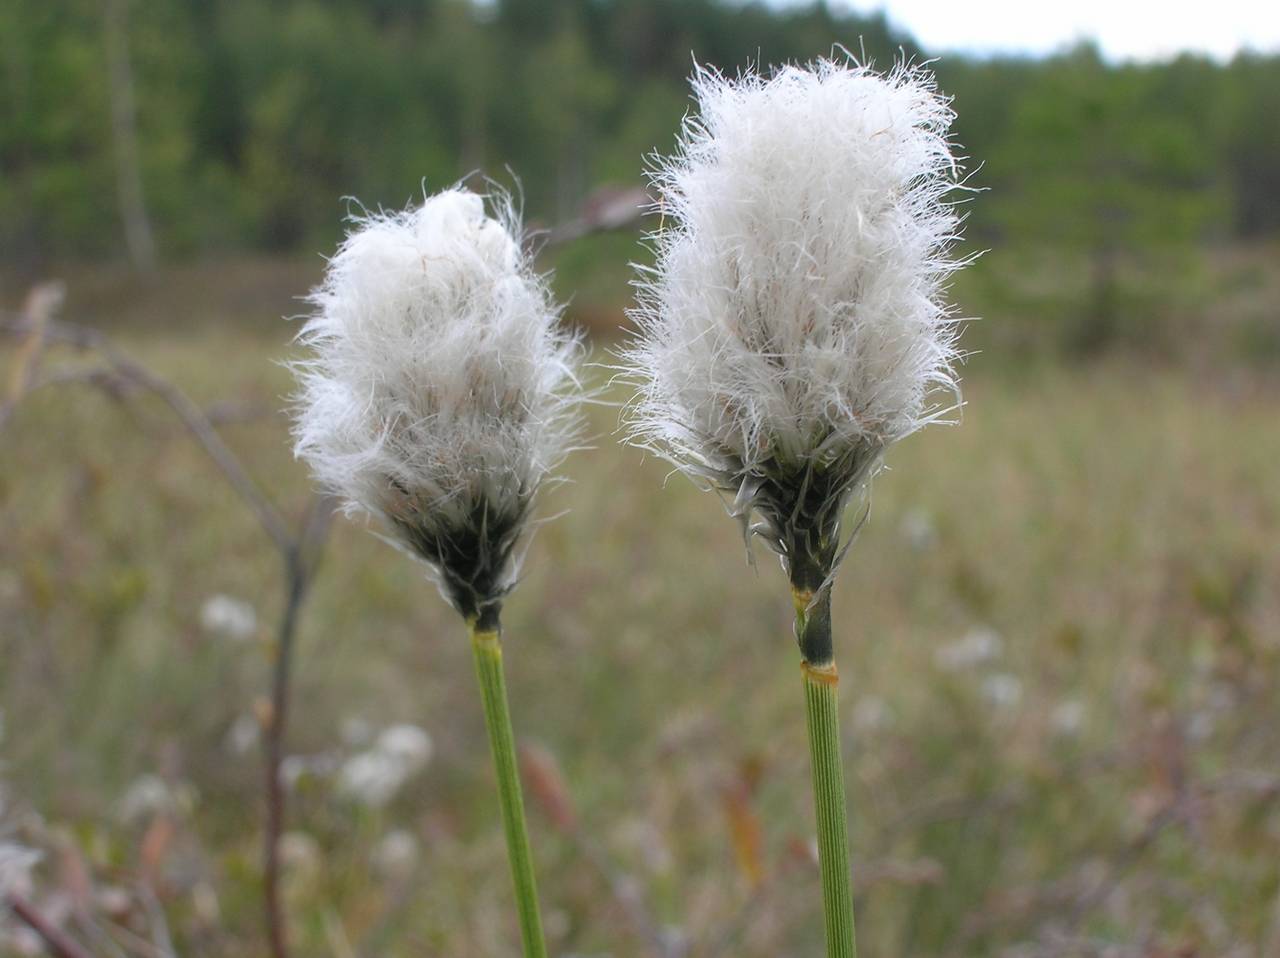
[2,258,1278,953]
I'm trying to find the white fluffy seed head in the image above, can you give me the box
[624,57,971,580]
[292,187,582,620]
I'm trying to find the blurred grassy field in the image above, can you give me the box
[2,259,1280,956]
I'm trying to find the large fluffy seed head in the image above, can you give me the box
[625,58,969,579]
[292,188,581,620]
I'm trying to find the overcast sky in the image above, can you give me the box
[798,0,1280,62]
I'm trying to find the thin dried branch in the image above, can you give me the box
[80,911,169,958]
[264,494,335,958]
[0,310,293,552]
[0,282,65,429]
[1,301,334,958]
[538,185,651,247]
[8,894,94,958]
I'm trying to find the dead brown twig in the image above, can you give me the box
[1,282,64,430]
[1,305,292,550]
[1,298,335,958]
[8,895,94,958]
[263,495,334,958]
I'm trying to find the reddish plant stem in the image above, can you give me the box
[8,895,93,958]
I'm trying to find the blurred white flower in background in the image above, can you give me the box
[0,842,40,899]
[899,508,938,552]
[116,774,172,824]
[278,753,340,790]
[115,774,198,824]
[264,724,434,804]
[279,756,308,790]
[94,885,132,919]
[1050,698,1087,737]
[1,716,45,957]
[337,755,411,808]
[200,594,258,642]
[225,714,260,755]
[274,726,433,804]
[934,626,1004,671]
[375,724,433,765]
[981,673,1023,711]
[279,831,322,883]
[371,829,420,882]
[338,724,433,808]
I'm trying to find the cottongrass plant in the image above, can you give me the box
[293,187,582,957]
[625,57,972,956]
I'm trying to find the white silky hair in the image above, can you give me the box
[625,57,970,491]
[291,187,581,600]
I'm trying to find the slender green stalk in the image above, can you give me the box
[795,586,857,958]
[468,620,548,958]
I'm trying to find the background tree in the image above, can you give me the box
[0,0,1275,287]
[979,44,1225,352]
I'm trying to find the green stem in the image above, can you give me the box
[795,587,857,958]
[469,621,548,958]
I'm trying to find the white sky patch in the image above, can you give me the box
[809,0,1280,62]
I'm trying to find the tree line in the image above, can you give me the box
[3,0,1277,266]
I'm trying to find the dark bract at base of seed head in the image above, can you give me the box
[731,437,885,591]
[729,439,881,665]
[391,495,532,630]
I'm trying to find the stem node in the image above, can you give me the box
[796,587,857,957]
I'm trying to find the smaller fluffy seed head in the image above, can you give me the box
[292,188,581,622]
[625,57,970,582]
